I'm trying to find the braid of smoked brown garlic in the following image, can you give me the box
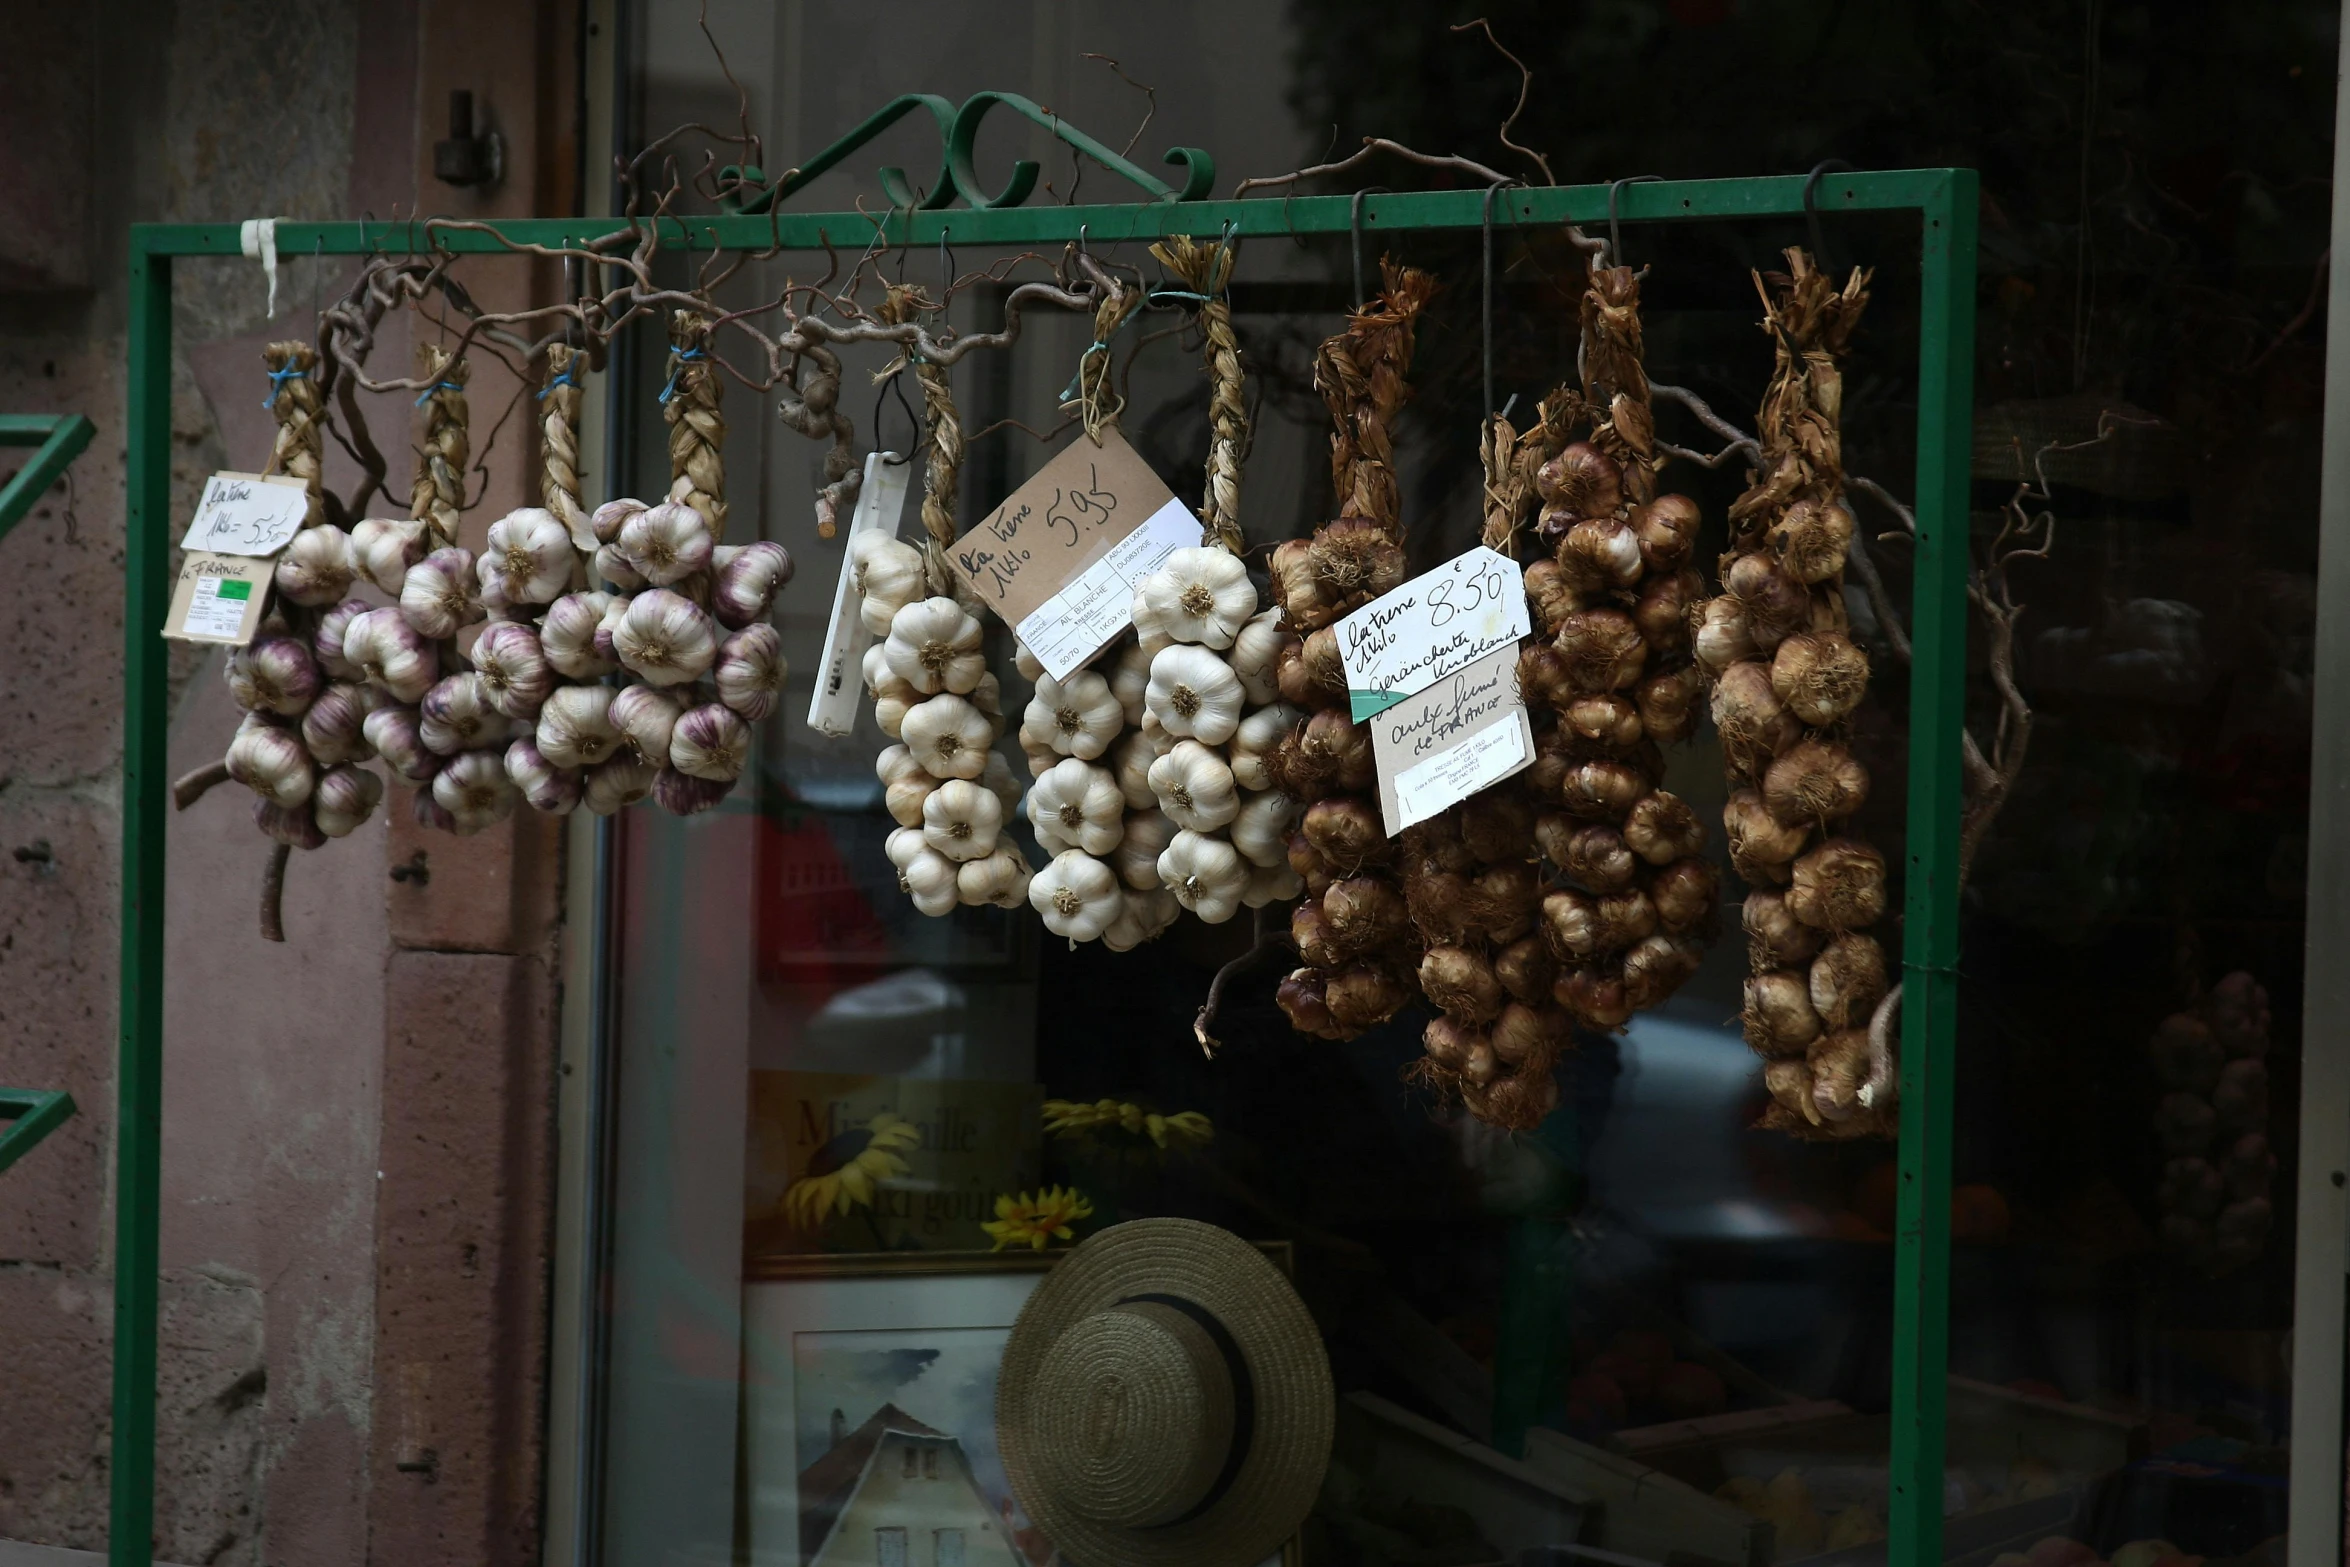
[1269,263,1437,1041]
[1693,248,1889,1140]
[1518,265,1717,1052]
[1396,397,1575,1130]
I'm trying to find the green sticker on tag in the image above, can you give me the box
[1349,688,1411,723]
[215,579,252,601]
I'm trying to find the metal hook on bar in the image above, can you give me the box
[939,226,953,301]
[1802,159,1856,272]
[1481,180,1523,424]
[1350,186,1390,308]
[1606,176,1664,269]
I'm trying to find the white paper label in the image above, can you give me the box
[180,471,313,557]
[804,452,913,738]
[1336,546,1530,722]
[1013,496,1196,680]
[182,575,256,639]
[1371,645,1534,836]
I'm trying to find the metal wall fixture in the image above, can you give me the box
[117,159,1978,1566]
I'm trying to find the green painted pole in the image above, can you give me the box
[1886,169,1979,1567]
[0,414,97,542]
[112,241,171,1567]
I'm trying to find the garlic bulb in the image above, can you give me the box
[1029,850,1124,942]
[536,684,624,769]
[475,508,573,606]
[613,589,719,687]
[253,800,326,851]
[670,703,752,783]
[225,634,321,716]
[610,685,686,766]
[1137,547,1257,649]
[713,540,793,629]
[352,516,429,595]
[1242,860,1304,908]
[300,682,376,765]
[362,705,438,784]
[1809,932,1887,1029]
[312,764,383,838]
[1622,791,1707,864]
[432,749,519,834]
[654,769,734,817]
[877,744,940,828]
[1109,730,1159,810]
[1028,759,1125,856]
[582,754,657,816]
[1102,886,1182,951]
[1723,788,1809,884]
[1013,639,1046,681]
[1020,669,1123,761]
[713,623,787,722]
[541,592,619,679]
[506,738,583,815]
[1692,597,1757,675]
[593,544,645,592]
[590,497,646,546]
[1111,808,1175,890]
[1157,830,1247,925]
[1145,644,1244,746]
[226,720,314,808]
[313,598,372,679]
[1763,738,1869,826]
[1230,789,1300,868]
[274,523,357,606]
[1744,888,1823,968]
[1768,499,1856,584]
[883,597,987,695]
[854,536,928,635]
[1229,703,1301,792]
[957,845,1033,909]
[1786,838,1888,930]
[1770,631,1870,727]
[341,608,438,704]
[981,750,1021,815]
[419,672,504,755]
[1148,740,1240,832]
[1108,639,1155,727]
[900,693,993,780]
[471,621,554,719]
[888,828,963,917]
[400,547,485,639]
[922,778,1005,862]
[1229,607,1288,707]
[1743,970,1822,1057]
[616,499,713,587]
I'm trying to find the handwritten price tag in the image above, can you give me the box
[1336,546,1531,722]
[1370,645,1534,836]
[179,471,313,557]
[948,430,1190,679]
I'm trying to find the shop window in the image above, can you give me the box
[935,1527,965,1567]
[875,1525,908,1567]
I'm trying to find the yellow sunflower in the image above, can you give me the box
[981,1186,1095,1251]
[1041,1098,1215,1150]
[782,1113,922,1229]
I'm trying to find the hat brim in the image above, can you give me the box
[996,1219,1333,1567]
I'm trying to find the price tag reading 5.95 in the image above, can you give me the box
[179,471,314,558]
[1336,546,1532,722]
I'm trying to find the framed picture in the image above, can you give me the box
[741,1250,1299,1567]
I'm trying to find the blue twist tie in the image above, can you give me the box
[412,379,463,407]
[536,366,578,401]
[658,346,708,405]
[262,363,308,409]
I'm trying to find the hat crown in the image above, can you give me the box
[1026,1299,1236,1527]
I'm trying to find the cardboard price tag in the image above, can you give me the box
[163,552,273,646]
[1370,645,1535,836]
[180,471,313,557]
[947,429,1195,680]
[1336,546,1531,722]
[804,450,914,738]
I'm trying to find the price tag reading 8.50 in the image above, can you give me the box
[179,471,314,558]
[1335,545,1533,723]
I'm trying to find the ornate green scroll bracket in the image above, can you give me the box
[0,1087,76,1177]
[0,413,96,543]
[719,91,1213,216]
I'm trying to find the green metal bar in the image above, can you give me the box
[0,413,96,542]
[126,169,1958,257]
[0,1087,76,1176]
[1887,169,1979,1567]
[111,241,171,1567]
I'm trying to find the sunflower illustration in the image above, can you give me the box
[982,1186,1095,1251]
[783,1113,922,1229]
[1042,1098,1215,1150]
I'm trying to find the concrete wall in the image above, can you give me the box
[0,1,570,1562]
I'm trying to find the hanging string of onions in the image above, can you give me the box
[1269,262,1438,1042]
[1695,249,1890,1138]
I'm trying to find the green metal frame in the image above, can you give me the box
[0,413,96,542]
[119,166,1976,1566]
[0,1087,76,1177]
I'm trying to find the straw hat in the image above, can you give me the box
[996,1219,1333,1567]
